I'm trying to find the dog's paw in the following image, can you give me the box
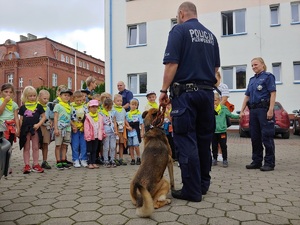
[166,199,171,204]
[157,195,167,201]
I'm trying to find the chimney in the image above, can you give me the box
[27,33,37,40]
[20,35,28,42]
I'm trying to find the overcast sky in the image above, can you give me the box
[0,0,105,60]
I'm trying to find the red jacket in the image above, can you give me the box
[84,114,105,141]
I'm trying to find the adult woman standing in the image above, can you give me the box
[240,57,276,172]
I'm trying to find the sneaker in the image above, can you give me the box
[23,165,31,174]
[212,159,218,166]
[104,161,111,168]
[136,157,141,165]
[110,161,117,168]
[62,162,71,169]
[32,164,44,173]
[56,162,64,170]
[41,161,52,169]
[66,160,73,166]
[217,154,223,162]
[98,158,104,165]
[81,160,88,167]
[119,159,127,166]
[223,160,228,168]
[114,159,120,166]
[73,160,81,168]
[130,159,135,165]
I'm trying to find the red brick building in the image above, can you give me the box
[0,34,105,105]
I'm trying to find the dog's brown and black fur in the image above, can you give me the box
[130,108,175,217]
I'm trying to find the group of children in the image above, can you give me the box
[0,80,238,175]
[0,83,164,174]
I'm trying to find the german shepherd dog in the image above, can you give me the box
[130,108,175,217]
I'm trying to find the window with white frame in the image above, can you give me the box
[270,4,280,25]
[61,54,65,62]
[291,2,300,23]
[128,73,147,94]
[94,66,97,72]
[98,67,101,73]
[83,62,86,69]
[79,61,83,67]
[66,56,69,63]
[87,63,89,70]
[128,23,147,46]
[7,74,13,84]
[221,9,246,36]
[52,73,57,86]
[272,63,281,83]
[68,77,72,89]
[70,57,74,65]
[294,62,300,81]
[222,65,247,90]
[81,80,84,89]
[19,77,23,88]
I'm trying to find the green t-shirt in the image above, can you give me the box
[0,99,18,122]
[53,103,71,132]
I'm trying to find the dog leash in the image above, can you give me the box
[151,99,170,128]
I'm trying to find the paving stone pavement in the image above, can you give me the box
[0,131,299,225]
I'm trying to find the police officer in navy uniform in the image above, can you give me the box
[159,2,220,202]
[117,81,133,112]
[240,57,276,171]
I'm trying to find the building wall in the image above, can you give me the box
[0,37,105,105]
[105,0,300,113]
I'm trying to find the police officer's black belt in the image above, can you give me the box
[174,82,214,92]
[247,100,270,109]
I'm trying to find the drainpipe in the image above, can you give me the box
[109,0,113,94]
[47,57,50,87]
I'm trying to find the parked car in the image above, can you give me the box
[238,101,290,139]
[292,109,300,135]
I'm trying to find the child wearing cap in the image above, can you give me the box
[53,88,73,170]
[84,99,105,169]
[144,91,158,111]
[125,98,144,165]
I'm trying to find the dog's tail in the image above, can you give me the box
[134,183,154,217]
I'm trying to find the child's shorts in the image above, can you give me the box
[127,136,139,147]
[55,131,71,146]
[40,126,50,144]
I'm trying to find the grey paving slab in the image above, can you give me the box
[0,131,299,225]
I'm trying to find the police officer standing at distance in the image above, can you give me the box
[159,2,220,202]
[240,57,276,171]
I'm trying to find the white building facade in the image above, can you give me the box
[105,0,300,113]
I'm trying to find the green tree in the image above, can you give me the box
[36,86,57,102]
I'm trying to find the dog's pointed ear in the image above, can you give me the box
[152,111,158,118]
[142,111,148,119]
